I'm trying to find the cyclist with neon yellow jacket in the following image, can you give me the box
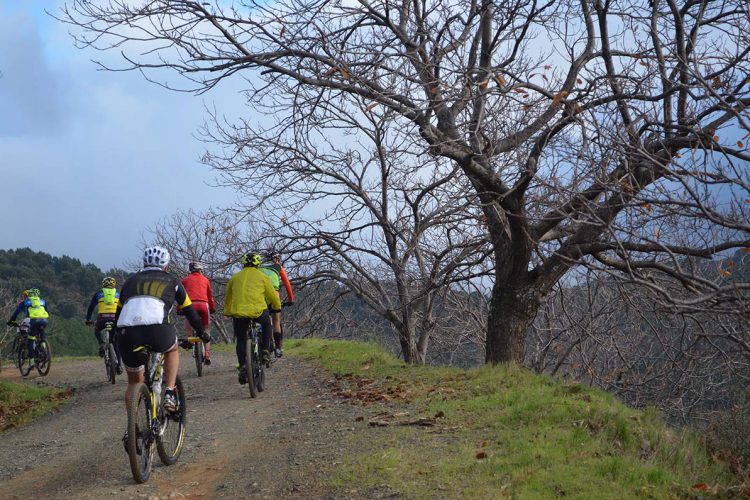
[86,276,123,372]
[225,251,281,384]
[6,288,50,367]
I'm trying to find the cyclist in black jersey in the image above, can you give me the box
[116,246,209,413]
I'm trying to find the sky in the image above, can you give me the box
[0,0,244,270]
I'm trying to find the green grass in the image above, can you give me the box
[286,339,743,499]
[0,380,72,432]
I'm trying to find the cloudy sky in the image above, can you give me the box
[0,0,243,270]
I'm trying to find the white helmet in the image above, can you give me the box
[143,246,171,268]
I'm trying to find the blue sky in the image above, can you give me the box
[0,0,242,270]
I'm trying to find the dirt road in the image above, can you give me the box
[0,351,363,499]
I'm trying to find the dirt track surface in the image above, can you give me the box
[0,351,364,499]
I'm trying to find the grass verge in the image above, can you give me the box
[286,338,746,498]
[0,380,72,432]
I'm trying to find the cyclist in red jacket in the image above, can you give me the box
[181,262,216,364]
[259,249,294,357]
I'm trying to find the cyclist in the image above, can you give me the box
[259,249,295,357]
[86,276,123,372]
[225,251,281,384]
[116,246,209,418]
[6,288,50,367]
[180,261,216,365]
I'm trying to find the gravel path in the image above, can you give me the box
[0,350,364,499]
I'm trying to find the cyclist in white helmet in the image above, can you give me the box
[116,246,209,428]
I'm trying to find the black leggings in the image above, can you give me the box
[233,311,271,366]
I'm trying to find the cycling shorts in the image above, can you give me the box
[185,301,210,332]
[95,314,117,333]
[118,324,177,373]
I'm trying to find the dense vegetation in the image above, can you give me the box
[0,248,128,356]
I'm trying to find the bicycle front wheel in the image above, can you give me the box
[194,343,203,377]
[157,376,186,466]
[17,345,31,377]
[36,341,51,376]
[127,383,154,483]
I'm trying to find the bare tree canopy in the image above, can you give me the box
[60,0,750,363]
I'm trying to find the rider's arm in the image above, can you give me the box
[207,279,216,313]
[279,267,294,304]
[85,292,99,321]
[264,277,282,313]
[7,301,24,322]
[224,277,234,317]
[175,283,205,335]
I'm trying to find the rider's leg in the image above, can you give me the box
[27,320,43,359]
[118,327,148,406]
[258,311,273,360]
[233,317,250,367]
[163,345,179,389]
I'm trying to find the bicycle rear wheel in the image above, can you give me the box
[127,383,154,483]
[107,343,117,384]
[245,338,258,398]
[36,340,51,376]
[157,376,186,465]
[194,343,204,377]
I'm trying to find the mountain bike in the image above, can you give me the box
[243,319,267,398]
[14,322,51,377]
[125,351,186,483]
[100,321,119,384]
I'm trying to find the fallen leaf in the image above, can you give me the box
[355,416,364,422]
[476,451,488,459]
[692,483,710,492]
[434,411,445,418]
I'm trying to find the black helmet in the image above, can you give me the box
[266,249,281,262]
[242,252,263,267]
[189,261,204,273]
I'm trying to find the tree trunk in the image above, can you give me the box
[485,282,542,364]
[398,329,424,364]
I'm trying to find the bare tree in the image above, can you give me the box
[143,209,260,342]
[60,0,750,364]
[205,100,490,363]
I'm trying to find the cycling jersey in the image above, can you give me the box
[259,262,294,302]
[10,297,50,321]
[86,288,121,320]
[181,272,216,311]
[117,268,193,328]
[225,267,281,318]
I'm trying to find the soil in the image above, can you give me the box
[0,350,370,499]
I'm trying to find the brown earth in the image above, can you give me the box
[0,350,375,499]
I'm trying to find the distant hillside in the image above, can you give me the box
[0,248,128,356]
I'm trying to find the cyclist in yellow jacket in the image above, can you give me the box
[225,251,281,384]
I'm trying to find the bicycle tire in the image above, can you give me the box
[11,336,19,368]
[17,344,31,377]
[36,341,51,376]
[194,343,203,378]
[127,383,154,484]
[246,338,257,398]
[157,376,186,466]
[108,343,117,384]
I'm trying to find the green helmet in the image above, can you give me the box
[241,252,262,267]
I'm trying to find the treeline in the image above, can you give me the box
[0,248,129,356]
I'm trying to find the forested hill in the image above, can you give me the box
[0,248,128,355]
